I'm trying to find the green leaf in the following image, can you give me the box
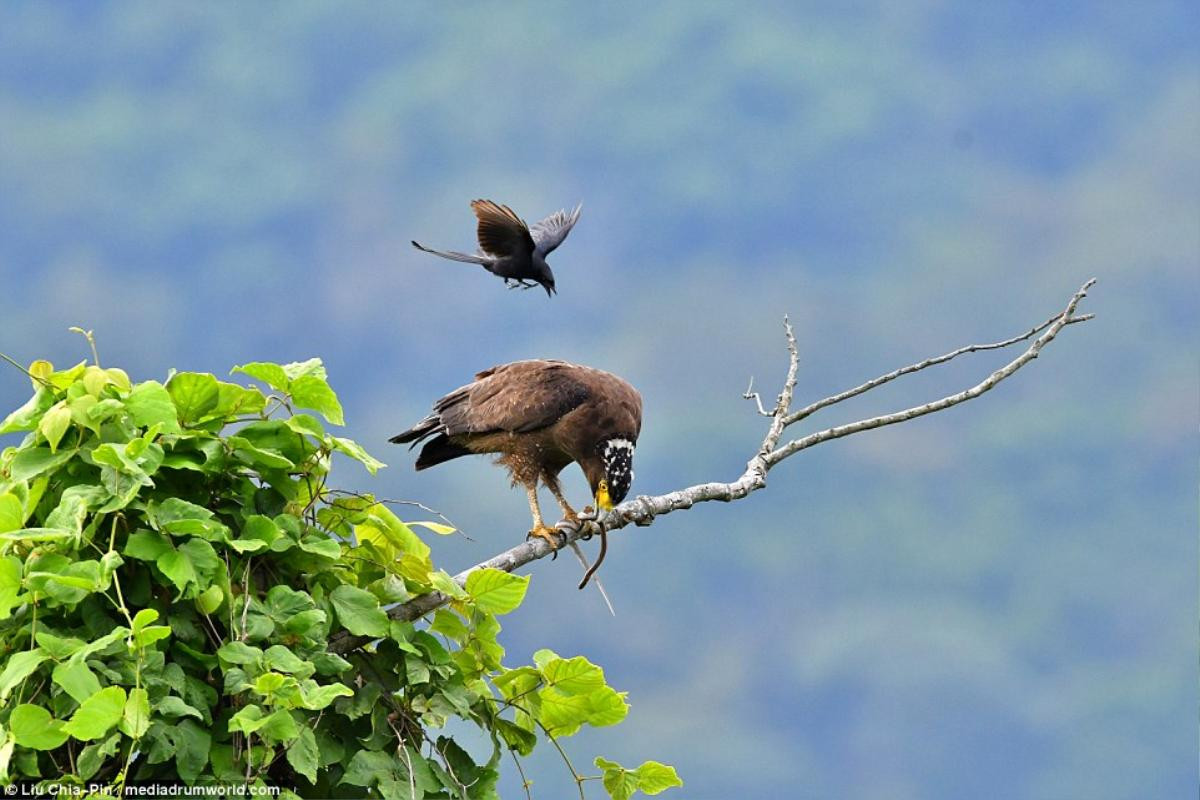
[283,609,328,640]
[282,358,326,382]
[153,497,215,527]
[537,689,592,736]
[428,569,467,600]
[229,436,295,470]
[330,436,385,474]
[369,506,431,560]
[232,362,290,392]
[228,705,265,734]
[409,520,456,536]
[52,660,102,704]
[34,559,102,594]
[0,650,48,702]
[196,584,224,614]
[298,535,341,560]
[35,631,84,660]
[493,666,542,699]
[9,447,73,482]
[173,720,211,781]
[495,717,537,756]
[155,695,204,721]
[0,525,70,544]
[77,733,121,781]
[158,538,220,596]
[9,704,68,750]
[213,381,266,417]
[542,654,607,695]
[584,686,629,727]
[330,585,389,637]
[0,387,54,435]
[106,367,132,391]
[465,568,530,615]
[120,687,151,738]
[296,681,353,710]
[38,402,72,453]
[290,375,344,426]
[47,359,86,389]
[166,372,220,424]
[287,726,319,783]
[263,646,312,676]
[126,380,182,434]
[284,413,325,438]
[430,609,469,642]
[62,685,126,740]
[595,758,683,798]
[0,493,23,534]
[0,556,22,620]
[342,750,400,788]
[82,365,111,396]
[256,709,299,742]
[124,530,171,561]
[134,625,172,648]
[158,549,198,594]
[131,607,159,632]
[252,671,289,695]
[217,641,263,666]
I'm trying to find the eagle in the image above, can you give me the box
[390,360,641,577]
[411,199,582,297]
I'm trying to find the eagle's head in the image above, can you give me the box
[594,438,635,511]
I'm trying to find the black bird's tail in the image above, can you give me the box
[411,241,490,265]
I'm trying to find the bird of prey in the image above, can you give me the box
[390,360,640,582]
[411,199,582,297]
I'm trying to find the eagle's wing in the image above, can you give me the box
[530,204,582,256]
[471,199,535,258]
[439,360,590,436]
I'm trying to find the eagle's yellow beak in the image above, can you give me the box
[595,480,613,512]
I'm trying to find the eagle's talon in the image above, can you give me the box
[527,525,564,554]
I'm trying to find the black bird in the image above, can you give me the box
[412,199,582,297]
[390,360,641,585]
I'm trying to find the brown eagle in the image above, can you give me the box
[390,360,641,555]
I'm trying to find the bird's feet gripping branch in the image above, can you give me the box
[526,486,568,554]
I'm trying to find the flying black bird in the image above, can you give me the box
[411,199,582,297]
[390,360,640,585]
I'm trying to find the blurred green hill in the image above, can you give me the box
[0,3,1195,797]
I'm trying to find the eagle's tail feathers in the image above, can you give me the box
[414,434,472,470]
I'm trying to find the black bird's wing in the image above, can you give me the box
[471,200,535,258]
[530,203,582,256]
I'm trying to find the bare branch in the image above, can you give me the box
[328,279,1095,655]
[742,377,773,416]
[760,315,800,455]
[766,278,1096,465]
[785,308,1092,426]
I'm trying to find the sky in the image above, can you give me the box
[0,3,1196,798]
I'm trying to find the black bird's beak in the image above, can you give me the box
[543,283,556,298]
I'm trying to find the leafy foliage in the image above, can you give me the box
[0,355,679,798]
